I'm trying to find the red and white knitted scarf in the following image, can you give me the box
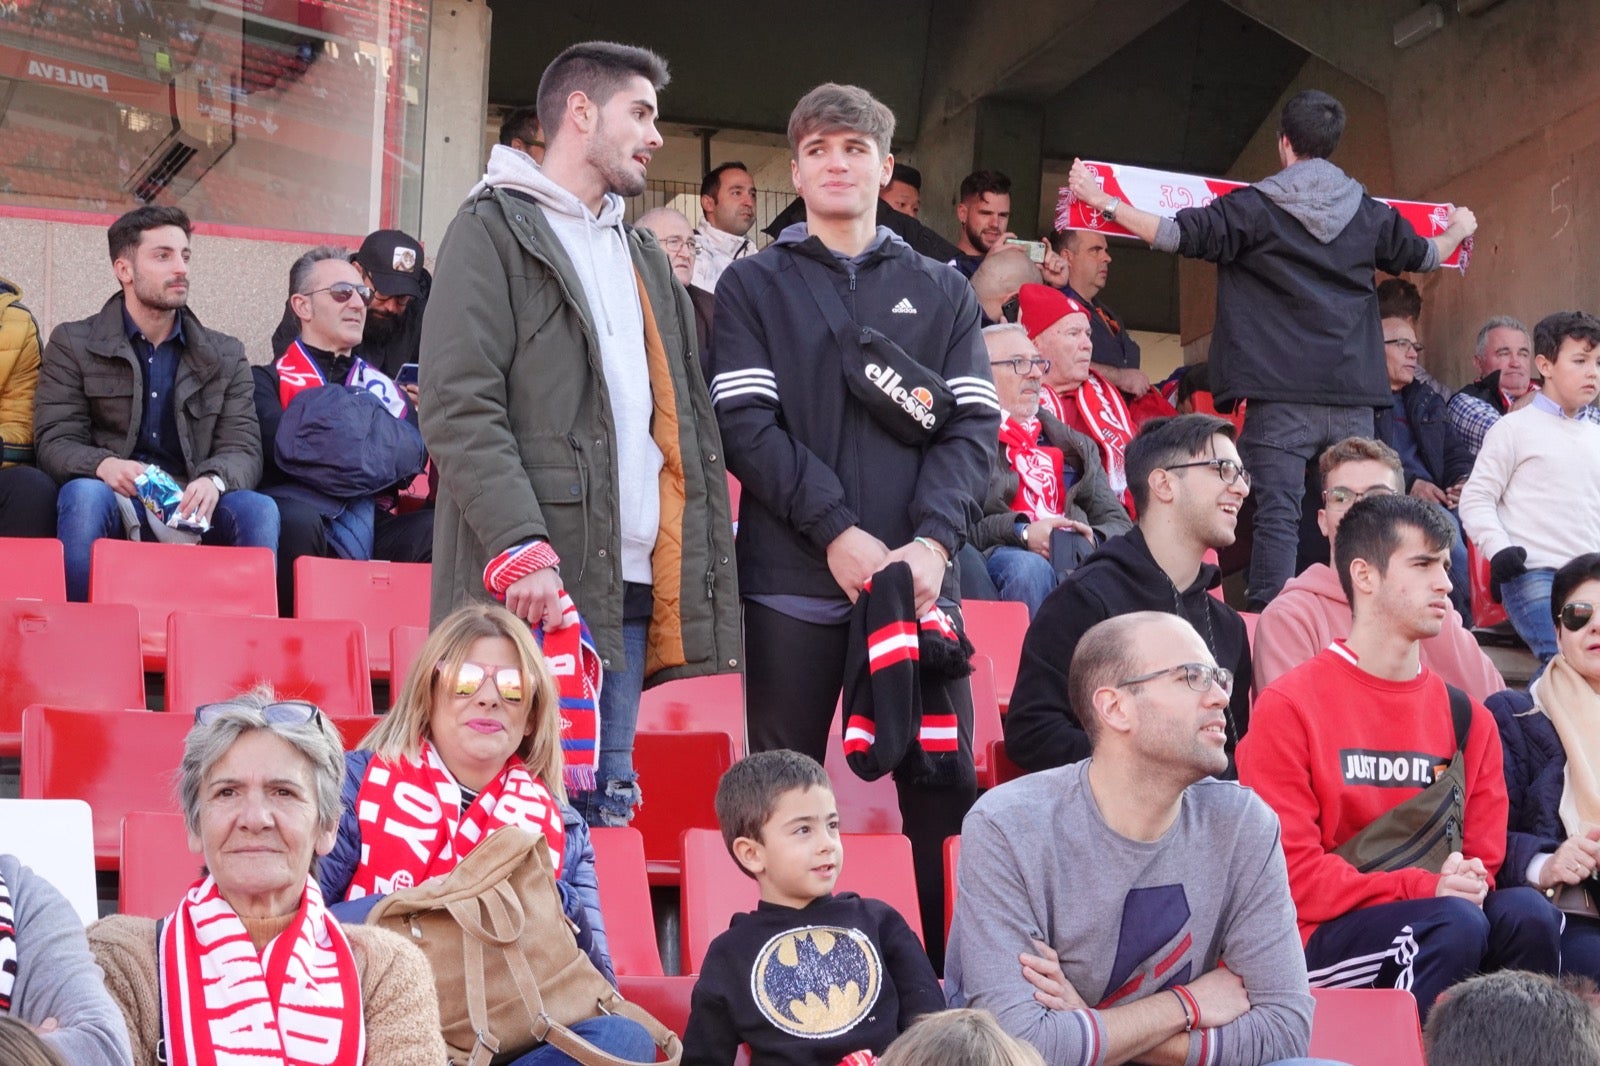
[276,338,410,419]
[998,416,1064,522]
[0,868,14,1012]
[1042,370,1134,501]
[159,876,365,1066]
[345,742,564,900]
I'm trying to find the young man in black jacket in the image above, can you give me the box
[1004,414,1254,775]
[1066,90,1477,610]
[710,83,999,964]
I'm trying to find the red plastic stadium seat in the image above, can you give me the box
[90,540,276,670]
[970,655,1003,789]
[0,537,66,601]
[294,557,431,678]
[823,729,902,834]
[616,975,695,1040]
[632,730,736,885]
[725,472,741,522]
[0,601,144,756]
[119,811,201,918]
[637,674,745,757]
[1307,987,1424,1066]
[590,827,664,976]
[986,738,1029,788]
[961,600,1029,712]
[679,827,922,973]
[166,612,374,718]
[390,624,430,693]
[944,835,961,942]
[21,706,189,870]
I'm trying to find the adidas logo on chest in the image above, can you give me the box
[891,298,918,314]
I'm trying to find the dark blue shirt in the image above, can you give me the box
[1388,390,1427,485]
[123,308,188,478]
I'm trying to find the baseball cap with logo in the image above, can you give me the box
[1017,283,1088,340]
[354,229,425,299]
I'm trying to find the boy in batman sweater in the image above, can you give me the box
[683,751,943,1065]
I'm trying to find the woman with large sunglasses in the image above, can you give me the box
[1488,551,1600,979]
[88,691,447,1065]
[317,602,654,1064]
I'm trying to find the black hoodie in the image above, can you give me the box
[1003,527,1252,773]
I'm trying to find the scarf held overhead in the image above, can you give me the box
[1057,160,1472,271]
[160,876,365,1066]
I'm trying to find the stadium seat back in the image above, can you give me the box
[970,655,1002,789]
[637,673,745,757]
[293,557,431,677]
[1307,987,1424,1065]
[0,798,99,924]
[823,729,902,834]
[166,612,374,718]
[943,834,961,942]
[20,706,189,869]
[961,600,1029,711]
[389,624,431,695]
[89,539,276,670]
[119,811,202,918]
[632,730,736,885]
[589,827,664,976]
[0,600,144,756]
[0,537,66,601]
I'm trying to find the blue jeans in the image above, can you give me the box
[984,546,1057,618]
[1500,566,1558,663]
[57,477,281,601]
[1238,401,1375,610]
[503,1015,656,1065]
[573,616,648,827]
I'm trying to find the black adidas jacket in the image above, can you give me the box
[710,227,999,598]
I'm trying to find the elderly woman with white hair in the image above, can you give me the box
[88,692,446,1066]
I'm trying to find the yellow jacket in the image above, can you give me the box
[0,276,40,466]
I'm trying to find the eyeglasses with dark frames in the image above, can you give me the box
[1116,662,1235,697]
[1384,337,1426,357]
[989,357,1052,375]
[1322,485,1400,507]
[1163,458,1252,489]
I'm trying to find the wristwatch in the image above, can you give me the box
[1017,521,1030,548]
[1101,199,1119,222]
[208,474,226,494]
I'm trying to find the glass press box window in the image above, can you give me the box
[0,0,429,236]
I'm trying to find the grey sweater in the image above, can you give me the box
[944,763,1312,1066]
[1,855,133,1065]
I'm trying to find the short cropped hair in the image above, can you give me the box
[1317,436,1404,486]
[1474,315,1530,360]
[108,205,191,263]
[498,105,540,147]
[787,83,895,157]
[1334,494,1455,605]
[889,163,922,189]
[1124,414,1235,515]
[1068,613,1170,746]
[1533,310,1600,362]
[1377,277,1422,323]
[1550,552,1600,625]
[700,161,750,200]
[536,41,669,147]
[1279,89,1345,160]
[959,169,1011,203]
[715,750,831,877]
[287,244,353,298]
[1424,971,1600,1066]
[879,1008,1045,1066]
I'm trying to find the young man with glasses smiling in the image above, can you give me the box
[1240,494,1561,1019]
[1006,414,1254,777]
[949,611,1315,1066]
[1253,437,1502,699]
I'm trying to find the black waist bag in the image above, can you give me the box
[793,256,955,446]
[1333,685,1471,874]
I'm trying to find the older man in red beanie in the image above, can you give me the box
[1018,284,1174,510]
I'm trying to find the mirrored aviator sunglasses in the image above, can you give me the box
[1561,601,1597,633]
[446,661,525,703]
[194,699,322,726]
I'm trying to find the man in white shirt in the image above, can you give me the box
[692,161,757,291]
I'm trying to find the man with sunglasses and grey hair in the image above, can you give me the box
[948,611,1315,1066]
[253,246,430,612]
[1253,436,1502,699]
[1005,414,1255,776]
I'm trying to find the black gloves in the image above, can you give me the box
[1489,546,1528,604]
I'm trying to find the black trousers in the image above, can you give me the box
[271,495,433,615]
[742,598,976,971]
[0,465,59,538]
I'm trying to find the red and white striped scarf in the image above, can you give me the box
[159,876,365,1066]
[276,338,410,419]
[998,416,1064,522]
[345,741,564,900]
[1042,370,1135,502]
[0,868,14,1012]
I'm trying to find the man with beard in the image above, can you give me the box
[269,229,429,388]
[421,41,740,829]
[949,169,1012,279]
[35,205,276,601]
[692,160,758,292]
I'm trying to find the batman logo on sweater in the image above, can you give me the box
[751,926,882,1039]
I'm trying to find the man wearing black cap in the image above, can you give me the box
[270,230,430,388]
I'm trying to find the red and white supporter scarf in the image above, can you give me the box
[0,868,14,1012]
[276,339,410,419]
[159,876,365,1066]
[346,742,564,900]
[1042,370,1135,503]
[998,416,1064,522]
[1057,160,1472,271]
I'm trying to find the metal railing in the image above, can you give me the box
[625,180,796,248]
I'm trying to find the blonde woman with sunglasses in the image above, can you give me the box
[317,603,655,1064]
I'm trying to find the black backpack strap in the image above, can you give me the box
[1445,683,1472,752]
[789,254,868,352]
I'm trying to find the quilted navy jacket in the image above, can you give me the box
[1487,689,1567,890]
[317,748,615,984]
